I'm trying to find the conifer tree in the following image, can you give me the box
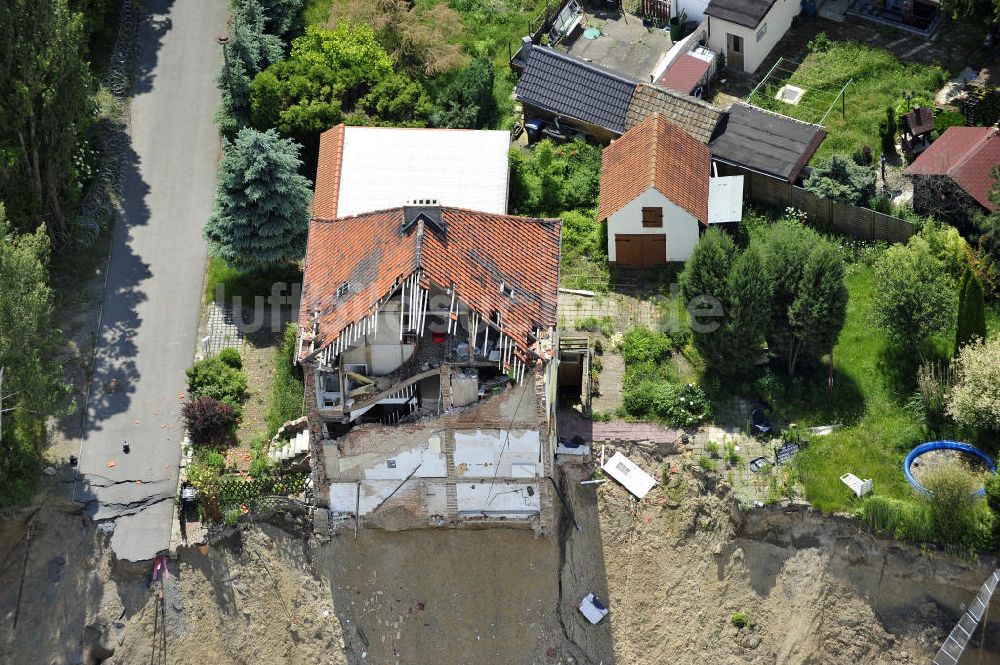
[203,128,312,269]
[955,267,987,351]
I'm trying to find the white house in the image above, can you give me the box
[599,114,742,266]
[704,0,800,74]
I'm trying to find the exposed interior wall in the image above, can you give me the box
[606,187,700,262]
[707,0,799,73]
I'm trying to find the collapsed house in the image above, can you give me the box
[296,127,562,532]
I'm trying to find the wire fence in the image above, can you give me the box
[75,0,140,246]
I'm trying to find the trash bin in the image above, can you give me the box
[524,118,544,144]
[669,16,682,40]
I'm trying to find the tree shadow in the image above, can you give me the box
[131,0,177,97]
[78,139,150,434]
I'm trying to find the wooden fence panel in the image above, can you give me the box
[750,172,792,208]
[792,187,832,227]
[720,163,915,244]
[831,201,872,239]
[873,211,916,243]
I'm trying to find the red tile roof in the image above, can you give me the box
[313,124,345,219]
[905,126,1000,211]
[657,54,711,96]
[598,114,711,223]
[299,207,561,361]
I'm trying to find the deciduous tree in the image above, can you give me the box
[947,336,1000,431]
[250,23,393,137]
[0,0,92,241]
[0,204,71,505]
[870,236,957,345]
[203,128,312,269]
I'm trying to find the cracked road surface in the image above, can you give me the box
[74,0,225,562]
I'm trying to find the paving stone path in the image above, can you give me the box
[559,409,684,446]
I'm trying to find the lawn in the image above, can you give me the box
[790,265,944,511]
[746,40,946,161]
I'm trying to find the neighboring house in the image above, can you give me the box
[313,124,511,219]
[626,76,725,143]
[297,195,562,531]
[705,0,800,73]
[599,114,743,266]
[710,103,827,183]
[511,44,825,185]
[514,42,636,143]
[905,126,1000,230]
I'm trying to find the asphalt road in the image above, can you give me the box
[75,0,225,562]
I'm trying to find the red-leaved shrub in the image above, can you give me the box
[182,396,237,446]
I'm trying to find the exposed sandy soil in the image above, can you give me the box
[2,448,998,665]
[315,527,571,665]
[558,446,1000,665]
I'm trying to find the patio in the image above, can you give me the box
[557,5,673,82]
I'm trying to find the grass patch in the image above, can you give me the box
[204,256,302,305]
[792,265,946,511]
[748,41,945,160]
[265,324,305,438]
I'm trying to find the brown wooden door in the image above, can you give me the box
[615,234,666,268]
[726,33,744,71]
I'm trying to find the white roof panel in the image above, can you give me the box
[336,127,511,217]
[708,175,744,224]
[602,451,657,499]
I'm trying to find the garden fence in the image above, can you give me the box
[717,164,916,244]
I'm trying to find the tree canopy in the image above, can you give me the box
[955,267,986,351]
[803,154,876,207]
[508,140,602,217]
[754,222,848,375]
[203,128,313,269]
[947,335,1000,431]
[249,23,396,137]
[680,229,773,375]
[431,58,497,129]
[870,235,957,345]
[0,0,93,241]
[0,205,70,505]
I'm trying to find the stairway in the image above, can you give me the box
[267,428,310,464]
[933,568,1000,665]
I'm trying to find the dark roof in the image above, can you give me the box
[515,46,637,134]
[705,0,777,28]
[299,207,562,361]
[626,84,725,144]
[709,103,827,182]
[599,114,710,223]
[904,107,935,136]
[904,126,1000,211]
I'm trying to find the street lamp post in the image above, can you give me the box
[217,34,232,99]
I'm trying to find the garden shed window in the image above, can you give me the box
[641,207,663,227]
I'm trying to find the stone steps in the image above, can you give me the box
[267,428,310,464]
